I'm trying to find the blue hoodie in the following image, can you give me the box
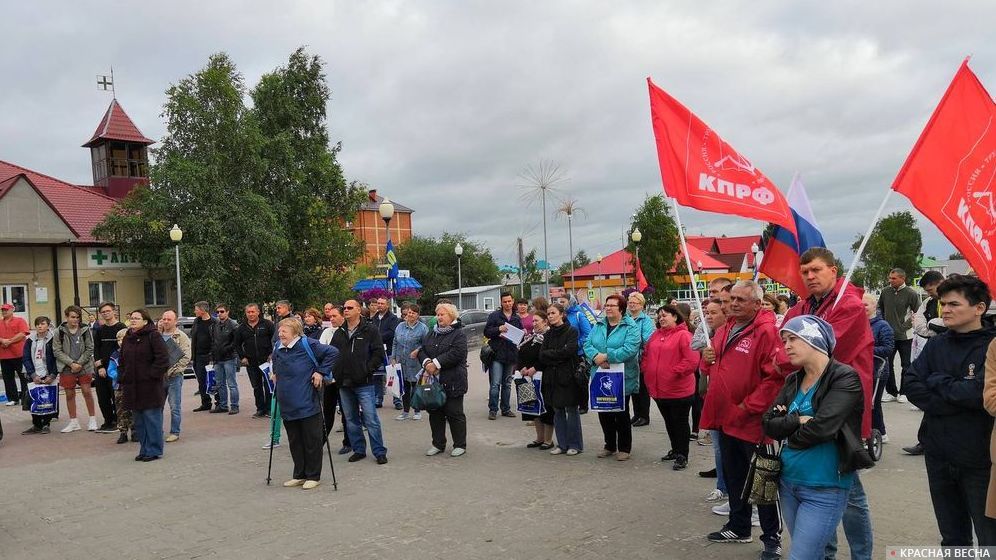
[566,302,593,356]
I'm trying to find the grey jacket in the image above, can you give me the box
[53,323,95,375]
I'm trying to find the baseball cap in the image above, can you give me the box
[0,303,14,310]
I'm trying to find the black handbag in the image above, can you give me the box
[745,444,782,506]
[479,342,495,366]
[840,423,876,471]
[573,356,591,388]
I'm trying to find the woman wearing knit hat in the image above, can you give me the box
[762,315,869,560]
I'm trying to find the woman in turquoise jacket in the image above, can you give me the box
[626,291,656,426]
[584,294,642,461]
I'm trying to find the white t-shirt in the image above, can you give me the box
[31,335,51,378]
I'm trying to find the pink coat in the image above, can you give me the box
[641,325,698,399]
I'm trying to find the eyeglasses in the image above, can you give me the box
[216,310,228,314]
[603,304,619,308]
[343,306,356,310]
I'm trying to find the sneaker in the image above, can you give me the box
[566,449,580,456]
[705,489,727,502]
[60,419,81,433]
[394,403,403,411]
[706,529,752,543]
[697,432,713,446]
[348,453,367,462]
[228,408,240,415]
[616,452,631,461]
[166,434,179,442]
[4,400,18,406]
[192,404,212,412]
[337,446,352,455]
[21,426,42,435]
[376,455,388,465]
[881,434,890,444]
[881,394,897,403]
[98,422,115,431]
[488,412,497,420]
[673,455,688,470]
[897,394,908,404]
[87,417,98,431]
[550,447,564,455]
[209,406,228,414]
[40,425,50,434]
[283,479,305,487]
[501,411,516,418]
[661,450,677,461]
[395,413,410,421]
[712,502,731,516]
[751,508,760,527]
[262,440,281,449]
[596,449,616,458]
[450,448,466,457]
[760,543,783,559]
[412,412,422,421]
[426,447,444,456]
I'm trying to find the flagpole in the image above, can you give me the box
[833,188,894,307]
[666,196,710,339]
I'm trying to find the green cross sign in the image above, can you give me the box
[91,250,109,265]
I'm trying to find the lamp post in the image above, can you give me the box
[379,198,395,310]
[596,252,604,306]
[169,224,183,316]
[630,227,642,288]
[455,243,464,311]
[696,260,703,301]
[750,241,761,281]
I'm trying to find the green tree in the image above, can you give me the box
[93,53,287,310]
[393,233,500,310]
[551,250,591,287]
[850,211,923,289]
[626,194,680,299]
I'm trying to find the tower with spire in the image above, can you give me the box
[82,99,154,199]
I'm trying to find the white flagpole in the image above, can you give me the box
[666,196,710,339]
[833,188,894,307]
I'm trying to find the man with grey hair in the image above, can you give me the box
[877,267,920,402]
[190,301,217,412]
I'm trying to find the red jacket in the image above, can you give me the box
[700,309,788,444]
[641,326,698,399]
[782,278,874,439]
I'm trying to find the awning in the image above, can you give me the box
[351,276,423,292]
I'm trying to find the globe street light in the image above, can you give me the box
[455,243,464,311]
[631,227,642,288]
[379,199,395,308]
[169,224,183,317]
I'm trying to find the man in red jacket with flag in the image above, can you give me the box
[701,280,787,558]
[781,247,874,560]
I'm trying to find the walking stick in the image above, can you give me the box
[265,397,276,486]
[316,384,338,491]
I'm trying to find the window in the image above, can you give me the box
[482,297,495,310]
[144,279,168,306]
[88,282,115,308]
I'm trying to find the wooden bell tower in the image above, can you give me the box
[82,99,154,199]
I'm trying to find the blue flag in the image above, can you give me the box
[386,239,399,279]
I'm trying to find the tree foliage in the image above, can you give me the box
[551,250,591,287]
[393,233,500,311]
[850,211,923,289]
[626,194,680,299]
[93,49,363,312]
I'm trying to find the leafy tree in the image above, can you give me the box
[393,233,500,310]
[551,250,591,287]
[949,252,964,260]
[520,249,545,289]
[626,194,680,298]
[850,211,923,289]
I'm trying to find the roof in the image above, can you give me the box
[674,244,730,272]
[0,160,118,242]
[82,99,154,148]
[686,236,718,252]
[572,247,730,278]
[714,235,761,256]
[437,284,504,296]
[360,192,414,213]
[712,253,747,272]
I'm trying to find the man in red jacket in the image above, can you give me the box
[781,247,874,560]
[701,280,787,558]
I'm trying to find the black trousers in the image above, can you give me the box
[402,380,420,413]
[654,396,693,458]
[598,401,632,453]
[925,454,996,545]
[1,357,24,403]
[718,431,782,545]
[93,372,116,424]
[429,395,467,450]
[193,354,215,407]
[322,383,339,436]
[887,339,913,396]
[246,363,272,415]
[285,412,324,481]
[629,374,651,422]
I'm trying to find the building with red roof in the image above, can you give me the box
[0,99,173,322]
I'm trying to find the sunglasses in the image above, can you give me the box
[343,306,356,310]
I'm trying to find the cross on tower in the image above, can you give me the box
[96,68,115,96]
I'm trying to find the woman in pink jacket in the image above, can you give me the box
[641,305,699,470]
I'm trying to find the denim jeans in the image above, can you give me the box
[373,372,385,405]
[214,358,239,410]
[781,480,851,560]
[824,473,873,560]
[339,384,387,457]
[133,407,164,458]
[553,406,584,452]
[711,429,727,494]
[165,375,183,435]
[488,361,513,414]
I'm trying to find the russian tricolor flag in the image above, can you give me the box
[759,176,826,295]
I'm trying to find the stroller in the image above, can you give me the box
[866,355,888,462]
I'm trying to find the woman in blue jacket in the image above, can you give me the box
[584,294,642,461]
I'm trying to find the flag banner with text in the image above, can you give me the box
[891,59,996,287]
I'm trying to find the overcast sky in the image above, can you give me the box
[3,1,995,270]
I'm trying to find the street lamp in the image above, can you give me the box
[455,243,464,311]
[379,199,395,309]
[750,241,761,280]
[631,227,642,288]
[596,252,604,306]
[169,224,183,317]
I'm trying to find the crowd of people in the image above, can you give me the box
[1,247,995,556]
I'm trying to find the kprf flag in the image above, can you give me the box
[891,59,996,287]
[759,176,827,294]
[386,239,399,279]
[647,78,796,235]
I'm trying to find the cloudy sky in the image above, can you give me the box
[3,1,994,269]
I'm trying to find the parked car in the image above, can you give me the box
[420,309,489,347]
[178,316,196,378]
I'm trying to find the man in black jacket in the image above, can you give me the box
[235,303,275,418]
[372,297,401,409]
[903,274,996,545]
[210,304,240,414]
[92,302,125,432]
[332,299,388,465]
[190,301,217,412]
[483,293,522,420]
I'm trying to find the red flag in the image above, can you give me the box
[648,78,796,235]
[891,60,996,287]
[636,258,650,292]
